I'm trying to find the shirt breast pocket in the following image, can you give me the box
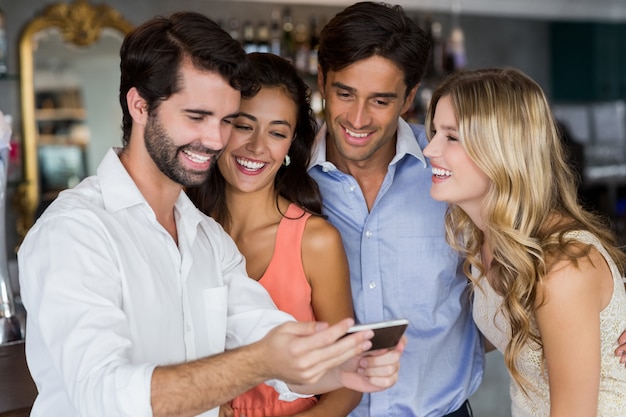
[202,285,228,354]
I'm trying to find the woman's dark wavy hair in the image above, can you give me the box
[187,53,323,229]
[318,1,431,97]
[118,11,258,146]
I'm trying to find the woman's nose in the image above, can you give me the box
[423,139,436,158]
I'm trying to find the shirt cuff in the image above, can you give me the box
[114,363,155,415]
[264,379,314,401]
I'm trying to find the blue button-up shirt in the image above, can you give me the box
[308,119,484,417]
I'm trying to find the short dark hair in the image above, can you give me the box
[118,11,257,145]
[187,53,324,229]
[318,1,431,96]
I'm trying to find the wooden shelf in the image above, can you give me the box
[37,134,88,146]
[35,87,89,149]
[35,108,86,122]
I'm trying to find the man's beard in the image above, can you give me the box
[144,112,221,187]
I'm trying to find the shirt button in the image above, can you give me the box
[186,325,192,332]
[349,185,356,192]
[369,281,376,289]
[322,166,330,172]
[365,230,373,238]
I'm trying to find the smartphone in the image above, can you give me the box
[345,318,409,352]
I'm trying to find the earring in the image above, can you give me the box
[283,155,291,167]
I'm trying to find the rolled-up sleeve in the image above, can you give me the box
[20,212,156,416]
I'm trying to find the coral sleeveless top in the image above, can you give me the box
[231,204,318,417]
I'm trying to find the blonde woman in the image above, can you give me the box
[423,67,626,416]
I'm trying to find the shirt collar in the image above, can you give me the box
[98,148,146,213]
[309,124,329,168]
[309,118,427,170]
[395,117,427,167]
[97,148,205,228]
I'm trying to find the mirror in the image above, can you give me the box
[17,0,132,238]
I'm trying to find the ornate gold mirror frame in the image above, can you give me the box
[17,0,132,239]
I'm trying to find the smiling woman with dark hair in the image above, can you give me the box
[187,52,362,417]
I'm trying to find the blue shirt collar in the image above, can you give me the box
[309,117,427,170]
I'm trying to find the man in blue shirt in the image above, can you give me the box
[308,3,484,416]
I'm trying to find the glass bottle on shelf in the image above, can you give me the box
[308,15,322,75]
[227,17,241,43]
[280,7,295,63]
[293,22,309,73]
[256,21,270,53]
[430,20,444,77]
[0,8,7,76]
[242,20,258,53]
[270,8,282,56]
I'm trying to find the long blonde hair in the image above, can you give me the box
[425,67,626,390]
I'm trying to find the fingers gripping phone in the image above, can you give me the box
[345,319,409,352]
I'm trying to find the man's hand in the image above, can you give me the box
[255,318,404,396]
[256,318,375,386]
[336,335,405,392]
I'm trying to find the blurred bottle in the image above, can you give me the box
[444,27,467,73]
[281,7,295,63]
[0,113,20,344]
[424,16,444,78]
[256,21,270,53]
[0,8,7,76]
[270,8,282,56]
[242,20,258,53]
[6,115,19,183]
[431,21,444,77]
[227,17,241,43]
[293,22,309,73]
[308,15,321,75]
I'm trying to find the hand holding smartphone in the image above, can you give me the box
[345,318,409,352]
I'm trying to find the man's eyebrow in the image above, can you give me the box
[183,109,213,116]
[330,81,398,99]
[331,81,356,94]
[183,109,240,119]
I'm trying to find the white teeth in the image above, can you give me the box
[345,128,368,138]
[432,167,452,177]
[236,157,266,171]
[183,149,211,163]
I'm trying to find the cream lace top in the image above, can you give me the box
[473,231,626,416]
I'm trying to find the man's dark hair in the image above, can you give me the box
[118,11,257,145]
[318,1,432,97]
